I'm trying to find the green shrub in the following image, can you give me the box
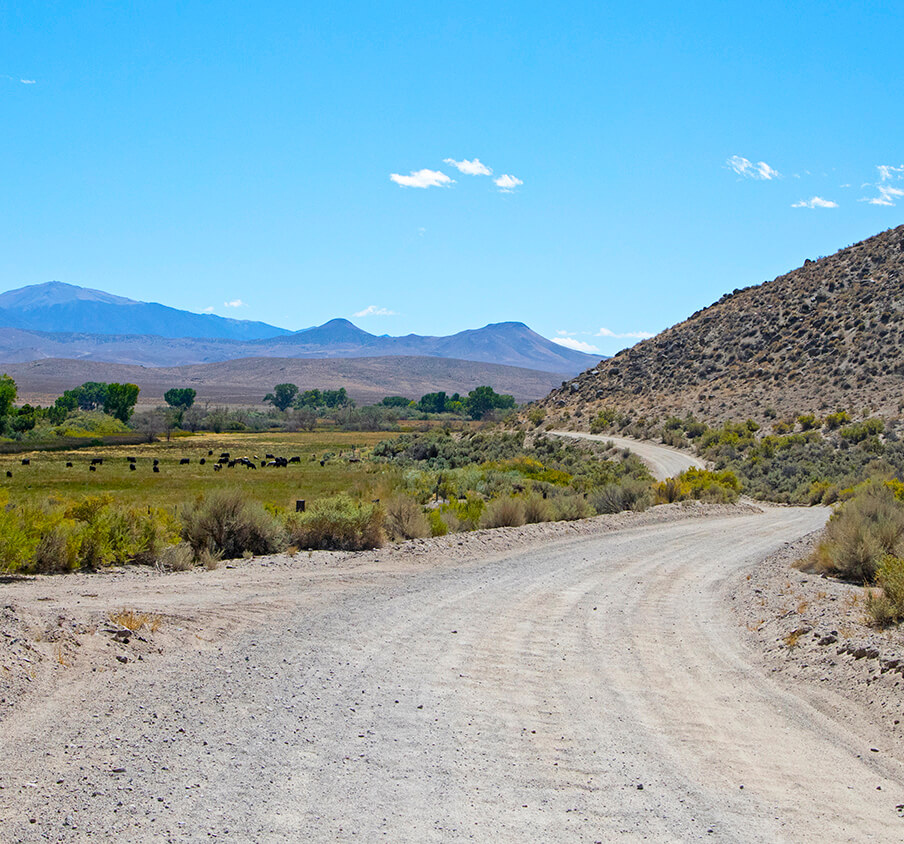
[839,418,885,444]
[426,508,448,536]
[552,494,594,521]
[480,497,526,528]
[824,410,851,430]
[522,493,553,524]
[590,408,617,434]
[812,483,904,580]
[289,495,384,550]
[869,555,904,625]
[442,495,485,531]
[182,489,287,559]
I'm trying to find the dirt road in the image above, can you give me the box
[3,505,903,841]
[549,430,706,480]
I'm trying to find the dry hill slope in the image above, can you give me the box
[537,224,904,426]
[2,355,567,407]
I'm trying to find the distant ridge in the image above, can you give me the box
[0,282,602,375]
[536,224,904,424]
[0,281,291,341]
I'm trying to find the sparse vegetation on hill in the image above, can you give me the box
[537,224,904,426]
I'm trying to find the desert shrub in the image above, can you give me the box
[839,418,885,444]
[811,483,904,580]
[527,406,546,427]
[426,508,448,536]
[825,410,851,430]
[522,493,553,524]
[480,496,526,528]
[590,479,651,514]
[807,480,840,506]
[158,542,195,571]
[867,555,904,625]
[797,413,820,431]
[655,476,684,504]
[552,494,594,521]
[53,410,131,437]
[590,408,617,434]
[0,492,182,574]
[32,520,81,573]
[383,495,430,541]
[678,468,740,503]
[441,495,484,531]
[289,495,384,550]
[182,489,287,559]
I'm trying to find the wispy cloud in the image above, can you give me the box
[877,165,904,181]
[443,157,492,176]
[595,327,655,339]
[202,306,216,314]
[726,155,780,180]
[791,196,839,209]
[390,169,454,189]
[353,305,398,317]
[20,79,35,84]
[2,74,36,85]
[860,165,904,206]
[551,337,601,354]
[494,174,523,193]
[223,299,246,308]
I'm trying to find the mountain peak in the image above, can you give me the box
[0,281,139,310]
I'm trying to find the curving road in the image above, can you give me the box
[3,504,904,841]
[549,430,707,480]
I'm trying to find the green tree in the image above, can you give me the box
[75,382,109,411]
[104,382,140,423]
[464,386,516,420]
[418,391,448,414]
[264,383,299,411]
[381,395,411,407]
[0,374,17,418]
[164,387,197,410]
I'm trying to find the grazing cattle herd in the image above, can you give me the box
[2,450,310,478]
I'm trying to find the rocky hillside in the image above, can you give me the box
[537,224,904,426]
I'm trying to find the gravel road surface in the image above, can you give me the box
[4,504,903,841]
[548,431,706,480]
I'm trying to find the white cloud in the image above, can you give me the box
[443,157,493,176]
[223,299,246,308]
[877,165,904,182]
[202,306,216,314]
[791,196,838,209]
[860,165,904,206]
[494,174,523,192]
[595,327,655,339]
[551,337,601,354]
[865,186,904,206]
[390,169,453,189]
[353,305,398,317]
[726,155,780,180]
[20,79,35,84]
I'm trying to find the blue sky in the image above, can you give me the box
[1,1,902,356]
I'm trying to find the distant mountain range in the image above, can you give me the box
[0,281,290,341]
[0,282,600,375]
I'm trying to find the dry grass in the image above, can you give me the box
[783,628,805,649]
[109,609,161,633]
[383,495,430,541]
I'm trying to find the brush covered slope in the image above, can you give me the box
[537,224,904,427]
